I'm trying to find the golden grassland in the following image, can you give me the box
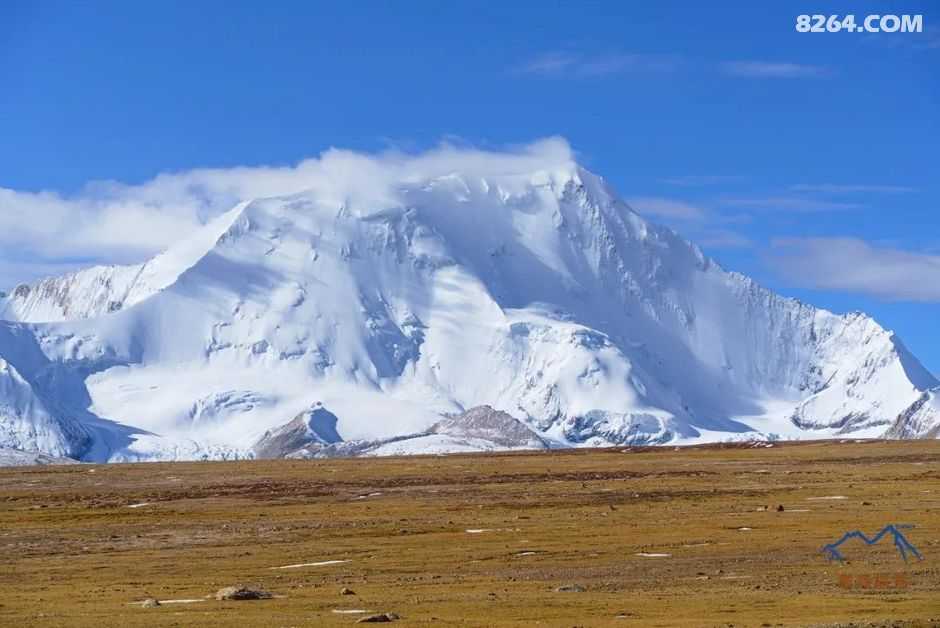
[1,440,938,627]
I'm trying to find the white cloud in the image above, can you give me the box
[0,137,575,288]
[768,238,940,302]
[658,175,744,187]
[721,197,862,212]
[626,196,707,221]
[697,229,753,249]
[789,183,916,194]
[626,197,751,250]
[518,52,579,75]
[517,52,679,77]
[520,55,832,80]
[721,61,830,78]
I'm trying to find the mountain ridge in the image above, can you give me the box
[1,149,937,461]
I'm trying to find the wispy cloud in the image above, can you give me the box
[767,237,940,302]
[627,197,708,222]
[658,175,744,187]
[697,229,753,249]
[627,196,751,249]
[721,61,831,78]
[788,183,916,194]
[520,54,832,81]
[517,51,680,77]
[721,196,862,212]
[518,52,578,76]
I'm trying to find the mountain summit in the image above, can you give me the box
[1,144,937,461]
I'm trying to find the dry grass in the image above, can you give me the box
[1,440,938,627]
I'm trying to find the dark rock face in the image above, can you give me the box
[252,404,342,459]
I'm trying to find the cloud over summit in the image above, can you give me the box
[0,138,576,288]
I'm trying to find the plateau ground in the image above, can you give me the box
[1,440,938,626]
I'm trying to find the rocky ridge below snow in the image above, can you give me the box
[253,405,550,459]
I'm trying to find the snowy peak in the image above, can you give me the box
[1,145,938,462]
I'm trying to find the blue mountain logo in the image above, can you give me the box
[822,524,924,563]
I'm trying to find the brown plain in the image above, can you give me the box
[1,440,938,627]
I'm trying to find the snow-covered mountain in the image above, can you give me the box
[1,148,937,461]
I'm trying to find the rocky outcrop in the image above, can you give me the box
[254,405,549,459]
[428,406,549,450]
[252,404,342,459]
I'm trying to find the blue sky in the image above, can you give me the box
[1,1,938,371]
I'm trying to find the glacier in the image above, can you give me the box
[1,144,937,462]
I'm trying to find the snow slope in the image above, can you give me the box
[1,146,937,461]
[0,447,77,467]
